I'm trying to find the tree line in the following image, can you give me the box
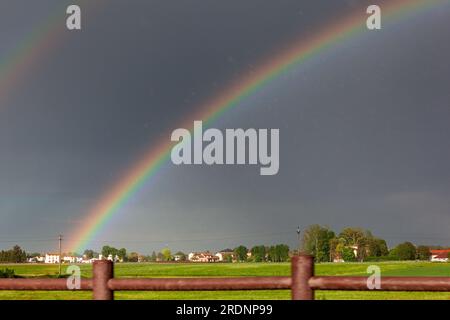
[0,245,27,263]
[82,244,292,263]
[301,224,442,262]
[2,227,449,264]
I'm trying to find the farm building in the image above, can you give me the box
[430,249,450,262]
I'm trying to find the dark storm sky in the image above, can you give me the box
[0,0,449,254]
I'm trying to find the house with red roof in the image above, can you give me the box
[430,249,450,262]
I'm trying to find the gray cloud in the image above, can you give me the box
[1,0,449,253]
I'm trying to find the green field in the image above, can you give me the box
[1,261,450,300]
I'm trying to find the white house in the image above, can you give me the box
[106,254,122,262]
[173,254,186,261]
[45,253,60,264]
[215,250,235,262]
[27,256,45,263]
[188,252,219,263]
[63,256,77,263]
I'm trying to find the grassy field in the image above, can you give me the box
[1,261,450,300]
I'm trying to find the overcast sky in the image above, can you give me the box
[0,0,449,254]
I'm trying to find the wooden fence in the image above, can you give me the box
[1,254,450,300]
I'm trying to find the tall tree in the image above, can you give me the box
[339,227,370,261]
[234,246,248,262]
[301,225,335,262]
[339,227,366,246]
[83,249,95,259]
[128,252,139,262]
[250,245,266,262]
[161,248,172,261]
[0,245,27,263]
[390,242,416,260]
[367,238,389,257]
[118,248,127,261]
[275,244,290,262]
[150,251,157,262]
[417,246,431,260]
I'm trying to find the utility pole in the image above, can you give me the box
[296,226,301,255]
[58,234,62,276]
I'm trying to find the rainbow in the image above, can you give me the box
[0,7,63,103]
[0,1,99,104]
[71,0,449,252]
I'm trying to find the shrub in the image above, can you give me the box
[0,268,16,278]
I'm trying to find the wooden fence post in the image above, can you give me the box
[291,254,314,300]
[93,260,114,300]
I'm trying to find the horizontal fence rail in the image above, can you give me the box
[309,276,450,291]
[0,279,92,291]
[1,255,450,300]
[108,277,292,291]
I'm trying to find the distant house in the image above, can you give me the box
[188,252,219,263]
[173,254,184,261]
[28,255,45,263]
[62,256,78,264]
[430,249,450,262]
[45,253,60,264]
[215,249,236,262]
[332,245,359,263]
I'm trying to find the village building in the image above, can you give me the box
[215,249,236,262]
[188,252,219,263]
[44,253,60,264]
[430,249,450,262]
[62,256,78,264]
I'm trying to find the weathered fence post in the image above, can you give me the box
[93,260,114,300]
[291,254,314,300]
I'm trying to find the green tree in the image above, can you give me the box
[338,227,374,261]
[390,242,416,260]
[301,225,335,262]
[161,248,172,261]
[83,249,95,259]
[234,246,248,262]
[118,248,127,261]
[267,246,277,262]
[330,237,345,261]
[339,227,366,246]
[0,268,15,278]
[417,246,431,261]
[149,251,157,262]
[101,245,112,258]
[157,252,164,261]
[341,247,357,262]
[267,244,290,262]
[128,252,139,262]
[367,238,389,257]
[0,245,27,263]
[276,244,290,262]
[250,245,266,262]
